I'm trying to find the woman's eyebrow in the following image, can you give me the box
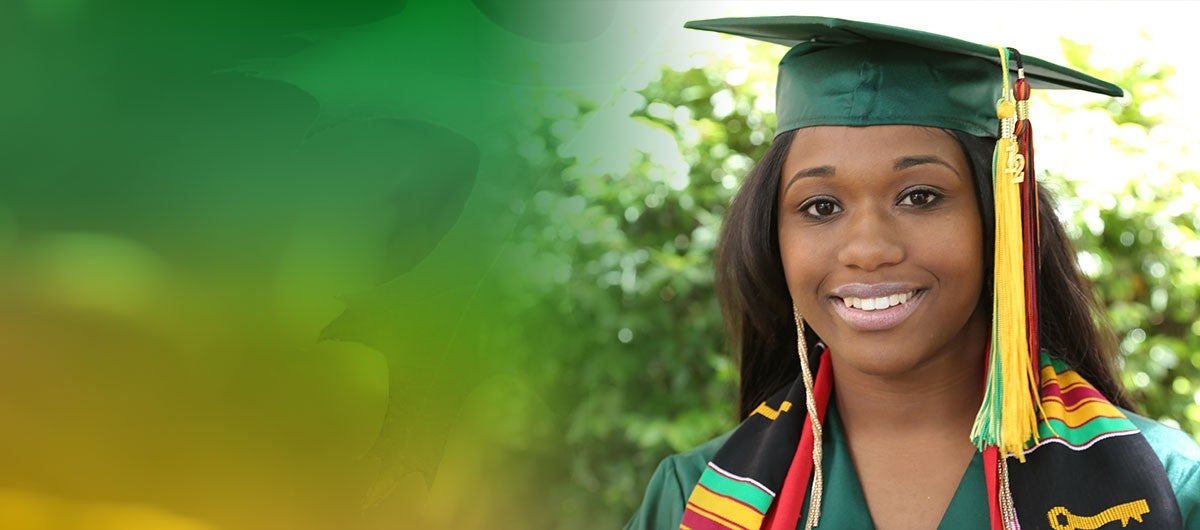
[894,155,960,176]
[783,165,834,192]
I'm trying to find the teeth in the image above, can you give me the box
[842,291,913,311]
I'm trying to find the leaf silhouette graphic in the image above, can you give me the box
[309,118,503,500]
[321,261,488,494]
[292,118,479,281]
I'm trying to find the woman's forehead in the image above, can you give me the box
[783,125,966,172]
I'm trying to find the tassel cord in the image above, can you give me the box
[793,308,823,530]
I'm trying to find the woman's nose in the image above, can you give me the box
[836,208,905,271]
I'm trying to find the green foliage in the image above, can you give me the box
[1060,38,1176,128]
[1053,39,1200,437]
[519,45,780,528]
[525,40,1198,528]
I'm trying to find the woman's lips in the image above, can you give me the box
[831,289,925,331]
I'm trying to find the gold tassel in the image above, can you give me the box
[970,47,1042,460]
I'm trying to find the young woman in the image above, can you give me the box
[626,16,1200,530]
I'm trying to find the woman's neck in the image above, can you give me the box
[826,334,989,530]
[831,341,986,437]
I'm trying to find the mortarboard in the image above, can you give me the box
[685,16,1122,137]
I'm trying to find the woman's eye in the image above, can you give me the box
[899,188,940,207]
[801,199,842,218]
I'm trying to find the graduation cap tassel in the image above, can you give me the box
[1011,50,1043,389]
[970,47,1043,461]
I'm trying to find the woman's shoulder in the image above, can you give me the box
[623,430,734,530]
[665,430,735,473]
[1123,408,1200,465]
[1122,408,1200,527]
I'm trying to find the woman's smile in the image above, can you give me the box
[830,286,925,331]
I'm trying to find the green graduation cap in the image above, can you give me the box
[684,16,1123,138]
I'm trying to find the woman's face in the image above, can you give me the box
[777,125,988,378]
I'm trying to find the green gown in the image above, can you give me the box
[625,405,1200,530]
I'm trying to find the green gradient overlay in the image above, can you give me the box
[0,1,632,528]
[6,2,1195,529]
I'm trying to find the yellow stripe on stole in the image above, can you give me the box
[688,503,753,530]
[1039,364,1087,388]
[687,486,765,530]
[1038,365,1124,428]
[1039,397,1124,429]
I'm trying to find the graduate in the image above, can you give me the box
[626,16,1200,530]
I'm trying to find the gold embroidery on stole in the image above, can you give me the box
[751,400,791,421]
[1047,499,1150,530]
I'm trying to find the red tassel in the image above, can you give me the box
[1014,76,1041,388]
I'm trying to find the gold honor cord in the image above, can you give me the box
[793,308,823,530]
[1047,499,1150,530]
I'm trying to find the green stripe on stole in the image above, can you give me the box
[696,467,773,514]
[1036,416,1137,446]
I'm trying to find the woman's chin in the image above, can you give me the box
[826,342,949,381]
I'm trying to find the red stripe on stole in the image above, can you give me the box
[1041,378,1106,406]
[763,349,833,530]
[1042,396,1123,416]
[682,507,746,530]
[1052,380,1091,392]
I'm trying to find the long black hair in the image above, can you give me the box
[714,128,1132,419]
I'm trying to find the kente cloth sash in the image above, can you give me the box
[679,346,1183,530]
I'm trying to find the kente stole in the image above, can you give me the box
[679,346,1182,530]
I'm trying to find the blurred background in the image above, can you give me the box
[1,1,1196,529]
